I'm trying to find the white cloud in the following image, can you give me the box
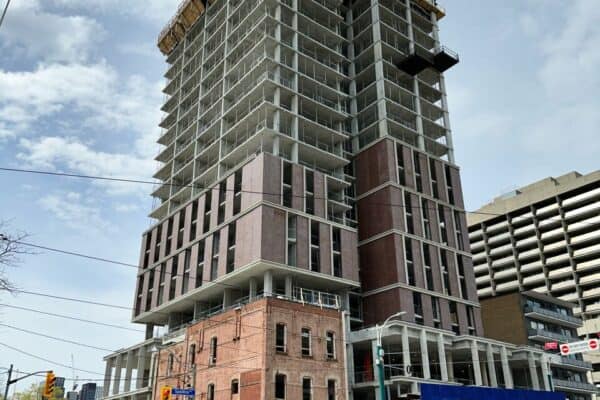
[18,136,155,196]
[39,191,111,231]
[0,63,115,136]
[538,0,600,103]
[49,0,182,24]
[0,0,104,63]
[0,62,162,156]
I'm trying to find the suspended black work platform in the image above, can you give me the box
[433,46,459,72]
[397,46,459,76]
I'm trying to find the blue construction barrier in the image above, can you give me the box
[420,383,565,400]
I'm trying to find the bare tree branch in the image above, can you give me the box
[0,220,33,293]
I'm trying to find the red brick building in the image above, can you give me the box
[153,298,346,400]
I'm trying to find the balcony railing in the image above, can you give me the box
[524,305,582,326]
[559,356,592,369]
[527,328,573,342]
[293,287,340,309]
[552,378,597,392]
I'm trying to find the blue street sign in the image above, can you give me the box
[171,388,195,396]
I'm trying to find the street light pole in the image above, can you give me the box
[3,365,51,400]
[375,312,406,400]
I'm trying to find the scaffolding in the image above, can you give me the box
[158,0,207,55]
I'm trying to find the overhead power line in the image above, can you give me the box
[0,303,144,332]
[5,238,241,290]
[11,289,132,311]
[0,166,504,217]
[0,0,11,29]
[0,342,105,375]
[0,323,115,352]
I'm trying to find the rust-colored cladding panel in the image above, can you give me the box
[291,164,304,211]
[314,171,326,218]
[319,223,332,276]
[263,154,281,205]
[341,229,359,282]
[357,186,404,241]
[355,140,396,196]
[235,208,262,268]
[359,235,401,291]
[296,216,309,270]
[261,207,286,264]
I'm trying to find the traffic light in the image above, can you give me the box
[43,371,56,399]
[160,386,172,400]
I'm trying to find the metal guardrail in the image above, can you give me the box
[524,305,582,325]
[162,288,340,340]
[552,378,597,392]
[559,356,592,369]
[527,328,573,342]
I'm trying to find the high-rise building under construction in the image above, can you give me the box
[100,1,591,399]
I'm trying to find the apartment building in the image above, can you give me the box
[100,0,580,399]
[468,170,600,391]
[481,291,595,400]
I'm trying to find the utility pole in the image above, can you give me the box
[3,364,13,400]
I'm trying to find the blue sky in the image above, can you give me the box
[0,0,599,392]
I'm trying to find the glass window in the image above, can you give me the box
[396,144,405,185]
[301,328,311,356]
[207,384,214,400]
[422,198,431,240]
[231,379,239,394]
[302,377,311,400]
[275,374,286,399]
[189,344,196,366]
[276,323,287,353]
[423,243,434,290]
[327,380,336,400]
[326,331,336,359]
[209,337,217,365]
[405,237,415,286]
[430,158,439,198]
[413,292,423,325]
[438,205,448,245]
[432,297,441,328]
[404,192,414,234]
[414,151,422,192]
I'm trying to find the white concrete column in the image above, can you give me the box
[124,351,135,392]
[249,278,257,300]
[481,358,489,387]
[223,288,232,308]
[402,326,411,377]
[103,358,113,397]
[500,346,513,389]
[540,355,551,391]
[112,354,123,395]
[470,340,482,386]
[136,348,147,389]
[528,352,540,390]
[437,333,448,382]
[264,270,273,297]
[420,330,430,379]
[284,276,293,298]
[273,136,280,157]
[446,350,454,382]
[486,343,498,387]
[148,350,157,388]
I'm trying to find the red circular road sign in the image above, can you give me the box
[560,344,570,354]
[589,340,598,350]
